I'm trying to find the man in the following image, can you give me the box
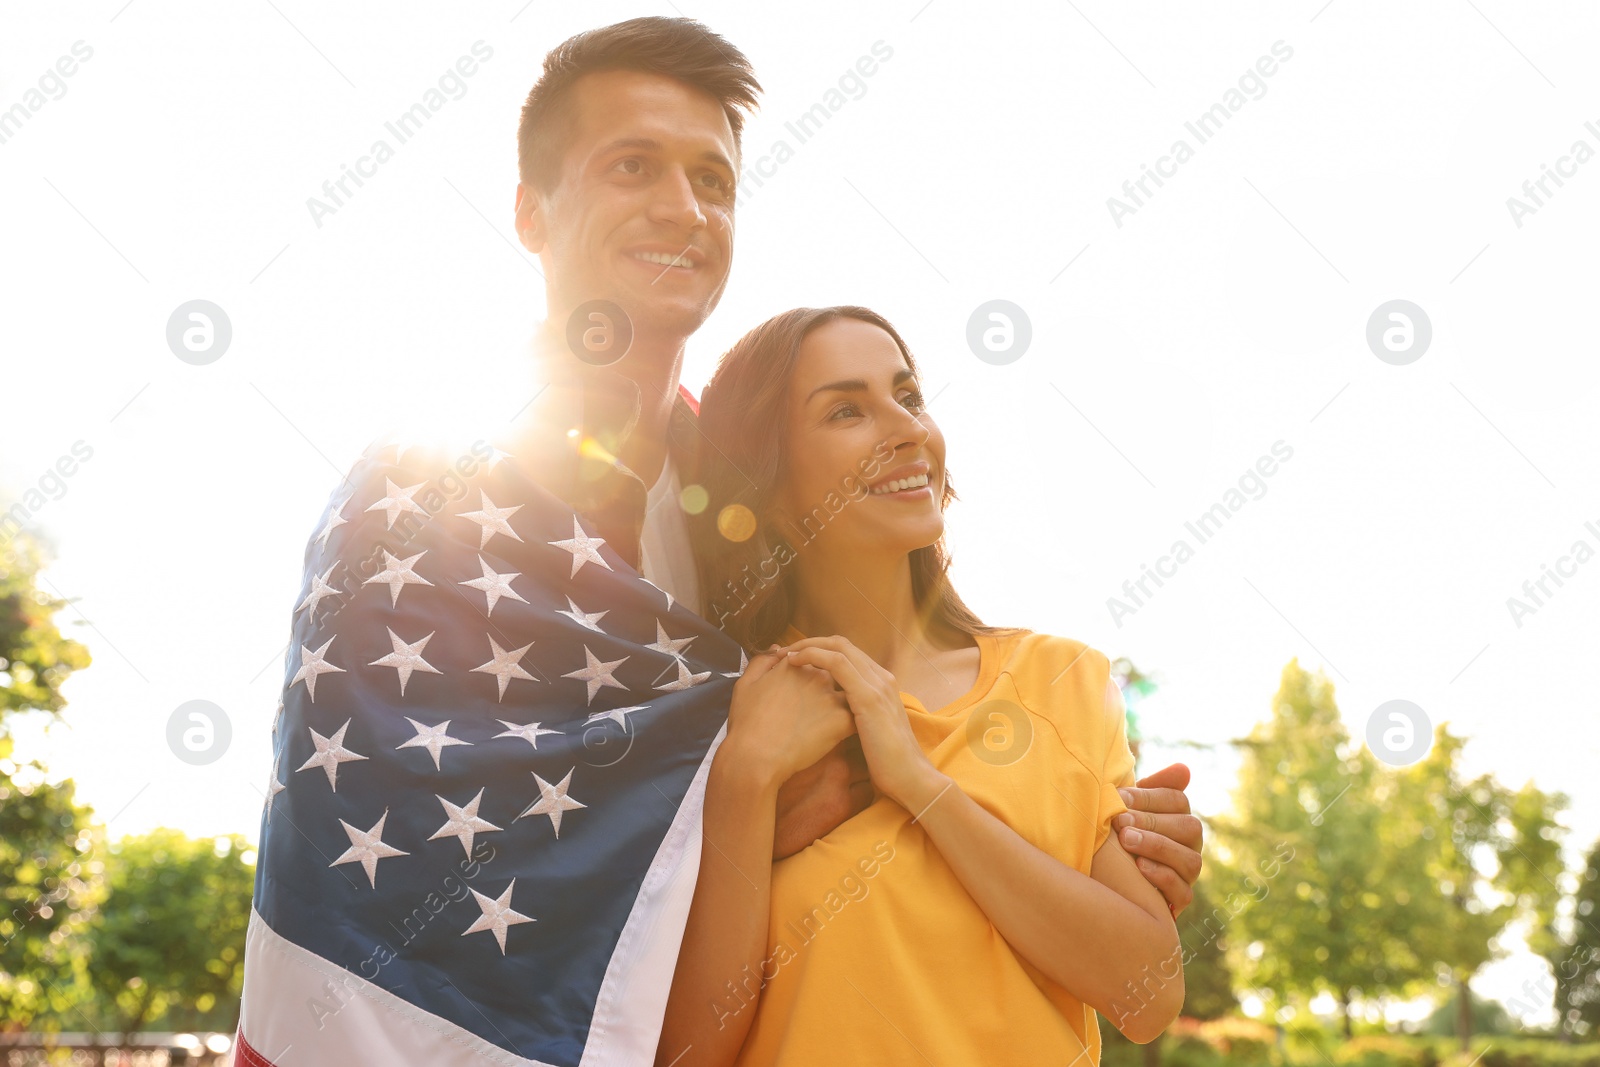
[237,17,1201,1067]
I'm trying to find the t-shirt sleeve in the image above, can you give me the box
[1094,673,1138,854]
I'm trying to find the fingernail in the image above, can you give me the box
[1117,788,1133,805]
[1123,828,1143,846]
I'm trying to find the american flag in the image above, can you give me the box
[237,430,741,1067]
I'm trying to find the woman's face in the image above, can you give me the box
[771,316,947,558]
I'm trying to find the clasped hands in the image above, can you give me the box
[721,635,1204,916]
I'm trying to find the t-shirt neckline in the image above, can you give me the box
[777,625,1002,717]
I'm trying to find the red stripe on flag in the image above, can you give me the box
[234,1031,279,1067]
[676,382,700,417]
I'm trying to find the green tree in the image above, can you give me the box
[85,829,255,1034]
[1175,877,1238,1019]
[1556,838,1600,1038]
[0,531,97,1025]
[1214,660,1431,1036]
[1393,728,1568,1050]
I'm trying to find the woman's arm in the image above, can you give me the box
[654,747,782,1067]
[780,636,1183,1044]
[905,770,1183,1042]
[654,651,857,1067]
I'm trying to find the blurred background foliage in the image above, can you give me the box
[1,531,251,1036]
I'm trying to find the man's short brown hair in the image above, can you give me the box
[518,16,761,193]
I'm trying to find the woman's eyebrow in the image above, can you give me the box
[804,367,915,404]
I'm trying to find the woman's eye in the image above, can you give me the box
[900,390,926,412]
[828,403,861,421]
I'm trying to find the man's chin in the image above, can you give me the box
[626,293,718,341]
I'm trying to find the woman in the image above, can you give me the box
[656,307,1183,1066]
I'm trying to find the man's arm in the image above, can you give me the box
[770,737,874,859]
[1116,762,1204,917]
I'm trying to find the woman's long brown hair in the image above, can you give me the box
[689,305,1023,653]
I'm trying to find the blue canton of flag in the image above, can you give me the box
[237,435,743,1067]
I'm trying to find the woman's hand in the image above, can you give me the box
[777,636,944,814]
[721,645,858,792]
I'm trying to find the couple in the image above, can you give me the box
[239,15,1200,1067]
[511,16,1195,1064]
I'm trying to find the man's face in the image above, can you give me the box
[516,69,738,340]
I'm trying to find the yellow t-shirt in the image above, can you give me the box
[727,626,1138,1067]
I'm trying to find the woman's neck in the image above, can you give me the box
[786,544,951,673]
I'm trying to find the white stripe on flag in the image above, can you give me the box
[581,722,724,1067]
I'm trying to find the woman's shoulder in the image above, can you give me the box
[990,629,1113,690]
[990,630,1123,745]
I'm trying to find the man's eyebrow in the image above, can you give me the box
[598,136,734,172]
[805,367,915,404]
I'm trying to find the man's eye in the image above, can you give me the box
[614,158,645,175]
[700,172,731,192]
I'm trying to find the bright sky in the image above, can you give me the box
[3,0,1596,1027]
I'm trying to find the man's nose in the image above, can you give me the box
[647,168,707,231]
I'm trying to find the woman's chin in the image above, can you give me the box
[882,517,946,556]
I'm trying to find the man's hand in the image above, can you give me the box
[1114,762,1204,917]
[771,736,875,860]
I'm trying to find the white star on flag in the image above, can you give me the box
[562,645,629,705]
[518,768,587,838]
[313,493,352,548]
[290,637,345,703]
[722,647,749,678]
[396,717,472,771]
[365,477,429,530]
[640,576,674,613]
[548,517,610,578]
[494,719,561,748]
[459,490,524,549]
[482,444,514,471]
[264,767,286,822]
[296,719,368,791]
[556,595,608,634]
[331,810,409,888]
[584,704,649,728]
[460,879,535,954]
[461,557,527,616]
[654,658,711,692]
[364,549,433,607]
[645,619,695,662]
[471,637,538,701]
[369,628,443,696]
[296,563,343,618]
[428,789,502,857]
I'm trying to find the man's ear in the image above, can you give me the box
[514,182,547,254]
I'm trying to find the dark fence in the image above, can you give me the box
[0,1033,233,1067]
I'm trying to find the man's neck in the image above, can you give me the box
[532,318,686,487]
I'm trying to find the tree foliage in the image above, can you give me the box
[85,829,255,1034]
[1215,660,1433,1034]
[0,531,98,1026]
